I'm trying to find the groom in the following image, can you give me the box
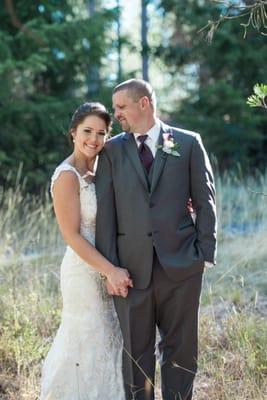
[95,79,217,400]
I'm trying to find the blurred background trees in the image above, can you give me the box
[0,0,115,189]
[0,0,266,191]
[156,0,267,168]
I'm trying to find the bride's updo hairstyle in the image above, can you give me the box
[68,102,112,145]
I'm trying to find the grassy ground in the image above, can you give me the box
[0,171,267,399]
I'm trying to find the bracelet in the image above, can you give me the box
[99,273,107,281]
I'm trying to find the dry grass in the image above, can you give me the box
[0,170,267,399]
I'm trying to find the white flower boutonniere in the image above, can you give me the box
[157,132,180,156]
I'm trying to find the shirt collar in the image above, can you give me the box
[134,118,161,142]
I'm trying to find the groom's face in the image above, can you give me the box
[112,89,142,133]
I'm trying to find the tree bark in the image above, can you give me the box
[87,0,100,95]
[117,0,122,82]
[141,0,149,82]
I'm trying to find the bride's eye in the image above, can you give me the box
[84,129,92,135]
[97,131,106,136]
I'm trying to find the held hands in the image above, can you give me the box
[106,266,133,298]
[104,197,194,299]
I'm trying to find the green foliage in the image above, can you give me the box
[0,1,116,191]
[247,84,267,109]
[158,0,267,169]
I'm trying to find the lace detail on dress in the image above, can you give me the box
[40,163,125,400]
[50,163,96,246]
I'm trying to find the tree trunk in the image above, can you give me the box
[87,0,95,15]
[117,0,122,82]
[141,0,149,82]
[87,0,100,95]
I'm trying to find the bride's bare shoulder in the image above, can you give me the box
[51,163,79,198]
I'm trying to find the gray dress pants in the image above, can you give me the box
[114,252,203,400]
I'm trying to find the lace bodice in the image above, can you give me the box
[50,163,97,246]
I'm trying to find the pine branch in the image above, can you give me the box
[4,0,46,46]
[198,0,267,42]
[248,187,267,196]
[247,84,267,110]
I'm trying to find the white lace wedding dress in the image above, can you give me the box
[40,163,125,400]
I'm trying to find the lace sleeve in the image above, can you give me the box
[50,164,80,198]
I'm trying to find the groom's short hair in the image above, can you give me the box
[113,79,157,110]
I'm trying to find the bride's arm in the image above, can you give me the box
[52,171,132,296]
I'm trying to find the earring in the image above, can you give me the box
[73,139,75,143]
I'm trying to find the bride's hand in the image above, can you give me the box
[106,267,133,297]
[106,280,129,297]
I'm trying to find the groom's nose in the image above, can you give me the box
[114,109,121,120]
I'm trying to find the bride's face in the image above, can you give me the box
[72,115,107,159]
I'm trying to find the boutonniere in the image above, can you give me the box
[157,132,181,156]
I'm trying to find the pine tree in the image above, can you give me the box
[157,0,267,168]
[0,0,114,190]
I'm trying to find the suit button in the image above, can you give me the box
[149,203,155,208]
[147,232,152,237]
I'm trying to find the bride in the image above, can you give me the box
[40,102,132,400]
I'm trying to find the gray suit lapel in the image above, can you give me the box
[150,123,170,194]
[122,133,148,190]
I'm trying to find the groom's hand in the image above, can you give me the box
[106,266,133,297]
[187,197,194,214]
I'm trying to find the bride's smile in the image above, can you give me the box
[71,114,107,160]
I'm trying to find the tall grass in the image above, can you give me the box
[0,174,62,399]
[0,170,267,399]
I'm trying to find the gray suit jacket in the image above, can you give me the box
[95,121,217,289]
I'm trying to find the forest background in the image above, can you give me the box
[1,0,267,190]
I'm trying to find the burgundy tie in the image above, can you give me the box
[137,135,154,173]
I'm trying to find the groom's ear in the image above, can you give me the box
[140,96,150,110]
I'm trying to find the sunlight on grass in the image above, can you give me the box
[0,170,267,399]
